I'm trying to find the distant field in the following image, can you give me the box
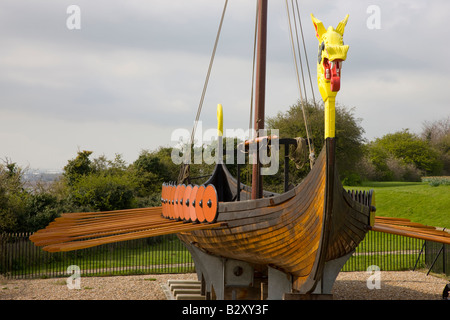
[344,181,450,229]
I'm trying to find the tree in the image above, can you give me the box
[421,116,450,175]
[365,129,443,181]
[377,130,442,175]
[62,151,145,212]
[24,192,61,232]
[0,160,28,232]
[92,154,128,174]
[131,147,180,196]
[63,150,94,186]
[266,100,366,184]
[69,173,138,211]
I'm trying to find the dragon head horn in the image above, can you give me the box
[335,14,349,36]
[311,14,326,40]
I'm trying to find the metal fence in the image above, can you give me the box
[0,231,448,279]
[343,230,425,272]
[425,241,449,276]
[1,233,194,279]
[342,231,448,276]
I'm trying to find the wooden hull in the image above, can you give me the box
[178,138,372,293]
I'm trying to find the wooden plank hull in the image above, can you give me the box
[178,138,372,293]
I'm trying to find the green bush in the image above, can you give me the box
[422,176,450,187]
[342,172,362,186]
[365,130,444,181]
[25,193,61,232]
[69,173,138,211]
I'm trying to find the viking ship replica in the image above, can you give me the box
[30,1,450,300]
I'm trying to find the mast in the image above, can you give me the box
[252,0,268,200]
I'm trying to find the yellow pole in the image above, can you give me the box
[217,104,224,164]
[217,103,223,137]
[324,97,336,139]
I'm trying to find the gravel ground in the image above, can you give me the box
[1,271,448,300]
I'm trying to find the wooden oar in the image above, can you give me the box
[30,209,164,236]
[31,220,184,247]
[34,213,166,234]
[371,216,450,245]
[371,224,450,245]
[42,221,227,252]
[30,205,227,252]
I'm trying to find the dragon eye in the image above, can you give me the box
[318,41,325,63]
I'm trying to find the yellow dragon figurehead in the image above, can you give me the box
[311,14,349,138]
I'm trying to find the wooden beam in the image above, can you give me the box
[371,224,450,245]
[252,0,268,200]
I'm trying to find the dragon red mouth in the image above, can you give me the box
[323,58,342,92]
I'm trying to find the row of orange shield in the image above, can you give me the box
[161,183,219,223]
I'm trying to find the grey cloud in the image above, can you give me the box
[0,0,449,169]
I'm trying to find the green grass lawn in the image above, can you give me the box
[344,181,449,229]
[341,181,448,273]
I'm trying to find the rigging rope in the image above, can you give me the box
[246,0,260,186]
[293,0,318,106]
[190,0,228,147]
[249,0,259,136]
[289,0,308,102]
[179,0,229,183]
[284,0,315,167]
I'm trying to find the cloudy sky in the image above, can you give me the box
[0,0,449,171]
